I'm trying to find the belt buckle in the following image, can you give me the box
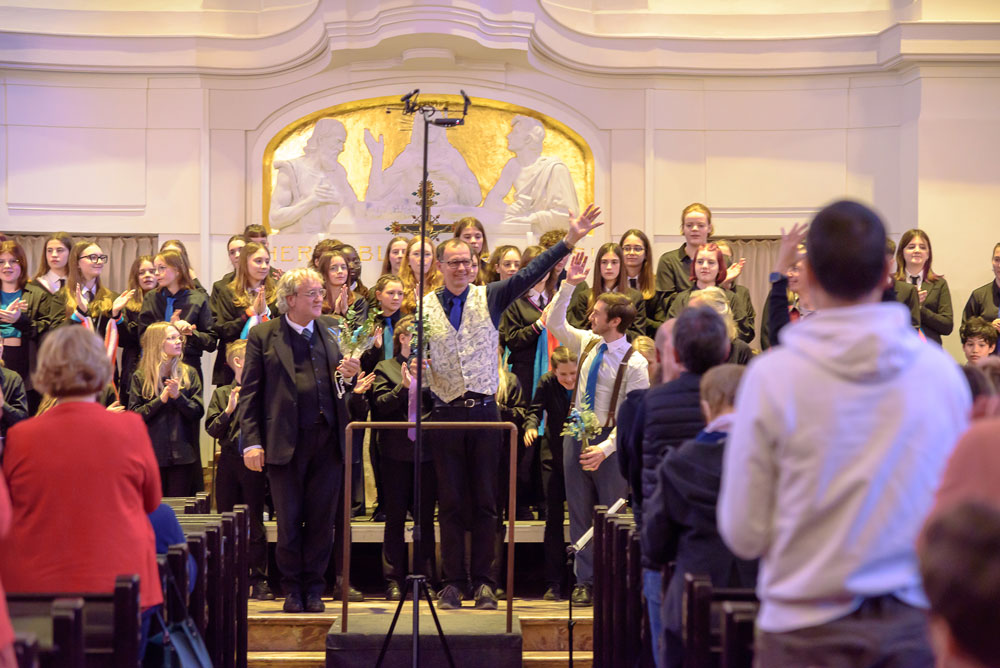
[463,398,476,408]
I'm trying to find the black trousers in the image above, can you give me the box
[160,461,203,497]
[216,451,268,585]
[429,401,500,590]
[540,436,567,588]
[381,457,437,586]
[266,424,342,597]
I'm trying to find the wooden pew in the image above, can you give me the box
[682,573,757,668]
[720,601,758,668]
[8,575,140,668]
[13,631,39,668]
[184,532,208,638]
[625,530,643,668]
[591,505,608,667]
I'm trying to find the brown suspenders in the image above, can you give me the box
[569,337,635,428]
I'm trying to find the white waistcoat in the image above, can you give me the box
[423,285,500,402]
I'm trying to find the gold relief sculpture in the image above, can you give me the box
[262,95,594,237]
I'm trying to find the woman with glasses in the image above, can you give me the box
[0,240,59,410]
[56,241,134,336]
[566,242,647,340]
[30,232,73,295]
[138,249,217,381]
[211,242,277,387]
[620,229,664,336]
[118,255,157,400]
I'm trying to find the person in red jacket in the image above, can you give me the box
[0,474,13,668]
[0,326,163,614]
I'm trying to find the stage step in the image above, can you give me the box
[248,612,336,652]
[522,650,594,667]
[247,650,326,667]
[520,616,593,651]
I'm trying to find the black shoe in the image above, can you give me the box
[474,584,498,610]
[543,585,561,601]
[252,581,276,601]
[282,592,304,613]
[437,584,462,610]
[515,507,535,521]
[371,511,386,522]
[334,584,364,602]
[570,584,592,607]
[304,593,325,613]
[386,582,402,601]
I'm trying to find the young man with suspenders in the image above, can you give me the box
[542,249,650,606]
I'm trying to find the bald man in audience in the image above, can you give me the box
[719,200,970,667]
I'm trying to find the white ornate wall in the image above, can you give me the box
[2,0,1000,359]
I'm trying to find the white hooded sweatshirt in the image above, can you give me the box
[718,301,970,633]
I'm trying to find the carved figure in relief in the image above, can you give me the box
[269,119,359,234]
[363,119,481,214]
[484,115,579,235]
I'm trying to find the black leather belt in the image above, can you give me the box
[435,394,496,408]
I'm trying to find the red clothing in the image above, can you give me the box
[0,472,13,652]
[0,402,163,609]
[926,416,1000,527]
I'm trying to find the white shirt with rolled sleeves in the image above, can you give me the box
[546,281,649,457]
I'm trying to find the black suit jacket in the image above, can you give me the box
[238,315,350,466]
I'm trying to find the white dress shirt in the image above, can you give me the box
[546,281,649,457]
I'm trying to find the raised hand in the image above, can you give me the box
[399,361,412,389]
[112,289,135,317]
[364,128,385,160]
[226,386,240,414]
[334,285,351,315]
[75,285,88,314]
[372,326,383,349]
[724,258,746,287]
[565,250,590,286]
[353,371,376,395]
[565,204,604,245]
[773,222,808,275]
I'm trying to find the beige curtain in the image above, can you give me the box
[11,233,157,294]
[727,238,781,351]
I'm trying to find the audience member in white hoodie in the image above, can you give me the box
[717,200,971,667]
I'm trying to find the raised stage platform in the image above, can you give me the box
[248,597,593,667]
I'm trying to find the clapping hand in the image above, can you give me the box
[565,204,604,245]
[112,289,135,318]
[353,371,376,395]
[106,400,125,413]
[565,250,590,286]
[918,289,928,304]
[165,377,181,400]
[74,285,88,314]
[338,356,361,380]
[0,299,23,324]
[773,222,808,275]
[399,362,413,389]
[373,326,383,349]
[225,386,240,414]
[252,289,267,317]
[334,285,351,315]
[724,258,746,287]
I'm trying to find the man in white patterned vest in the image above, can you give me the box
[423,205,603,610]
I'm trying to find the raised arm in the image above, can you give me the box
[544,250,594,356]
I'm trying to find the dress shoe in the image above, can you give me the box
[474,584,498,610]
[570,584,593,607]
[543,585,562,601]
[304,593,325,613]
[385,582,403,601]
[436,584,462,610]
[371,511,387,522]
[515,507,535,521]
[252,581,276,601]
[334,583,364,602]
[282,592,304,613]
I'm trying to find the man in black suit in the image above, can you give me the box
[240,267,361,613]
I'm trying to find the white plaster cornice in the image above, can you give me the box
[0,0,997,77]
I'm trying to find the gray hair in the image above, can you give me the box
[275,267,323,314]
[688,287,737,341]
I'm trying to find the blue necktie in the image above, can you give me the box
[583,343,607,412]
[164,295,176,323]
[383,318,394,360]
[448,294,463,330]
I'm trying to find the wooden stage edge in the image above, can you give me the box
[249,596,592,619]
[264,518,572,543]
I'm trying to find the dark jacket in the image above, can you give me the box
[616,388,647,522]
[884,280,921,329]
[210,281,277,386]
[238,315,351,466]
[499,295,548,394]
[524,372,574,469]
[1,367,28,441]
[206,383,241,457]
[9,282,59,392]
[128,368,205,467]
[963,280,1000,329]
[371,355,432,462]
[644,428,758,637]
[117,306,144,400]
[139,287,217,369]
[915,278,953,344]
[655,245,693,299]
[641,372,705,568]
[566,286,647,342]
[728,284,756,343]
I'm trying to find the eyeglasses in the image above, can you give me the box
[0,259,20,267]
[297,288,327,299]
[445,259,473,269]
[621,245,645,254]
[84,254,109,264]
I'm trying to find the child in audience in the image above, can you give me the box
[962,316,998,365]
[920,501,1000,668]
[129,322,205,496]
[523,346,578,601]
[645,363,758,668]
[206,339,272,600]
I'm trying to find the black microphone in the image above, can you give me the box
[431,118,464,127]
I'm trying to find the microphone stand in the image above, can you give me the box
[375,89,470,668]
